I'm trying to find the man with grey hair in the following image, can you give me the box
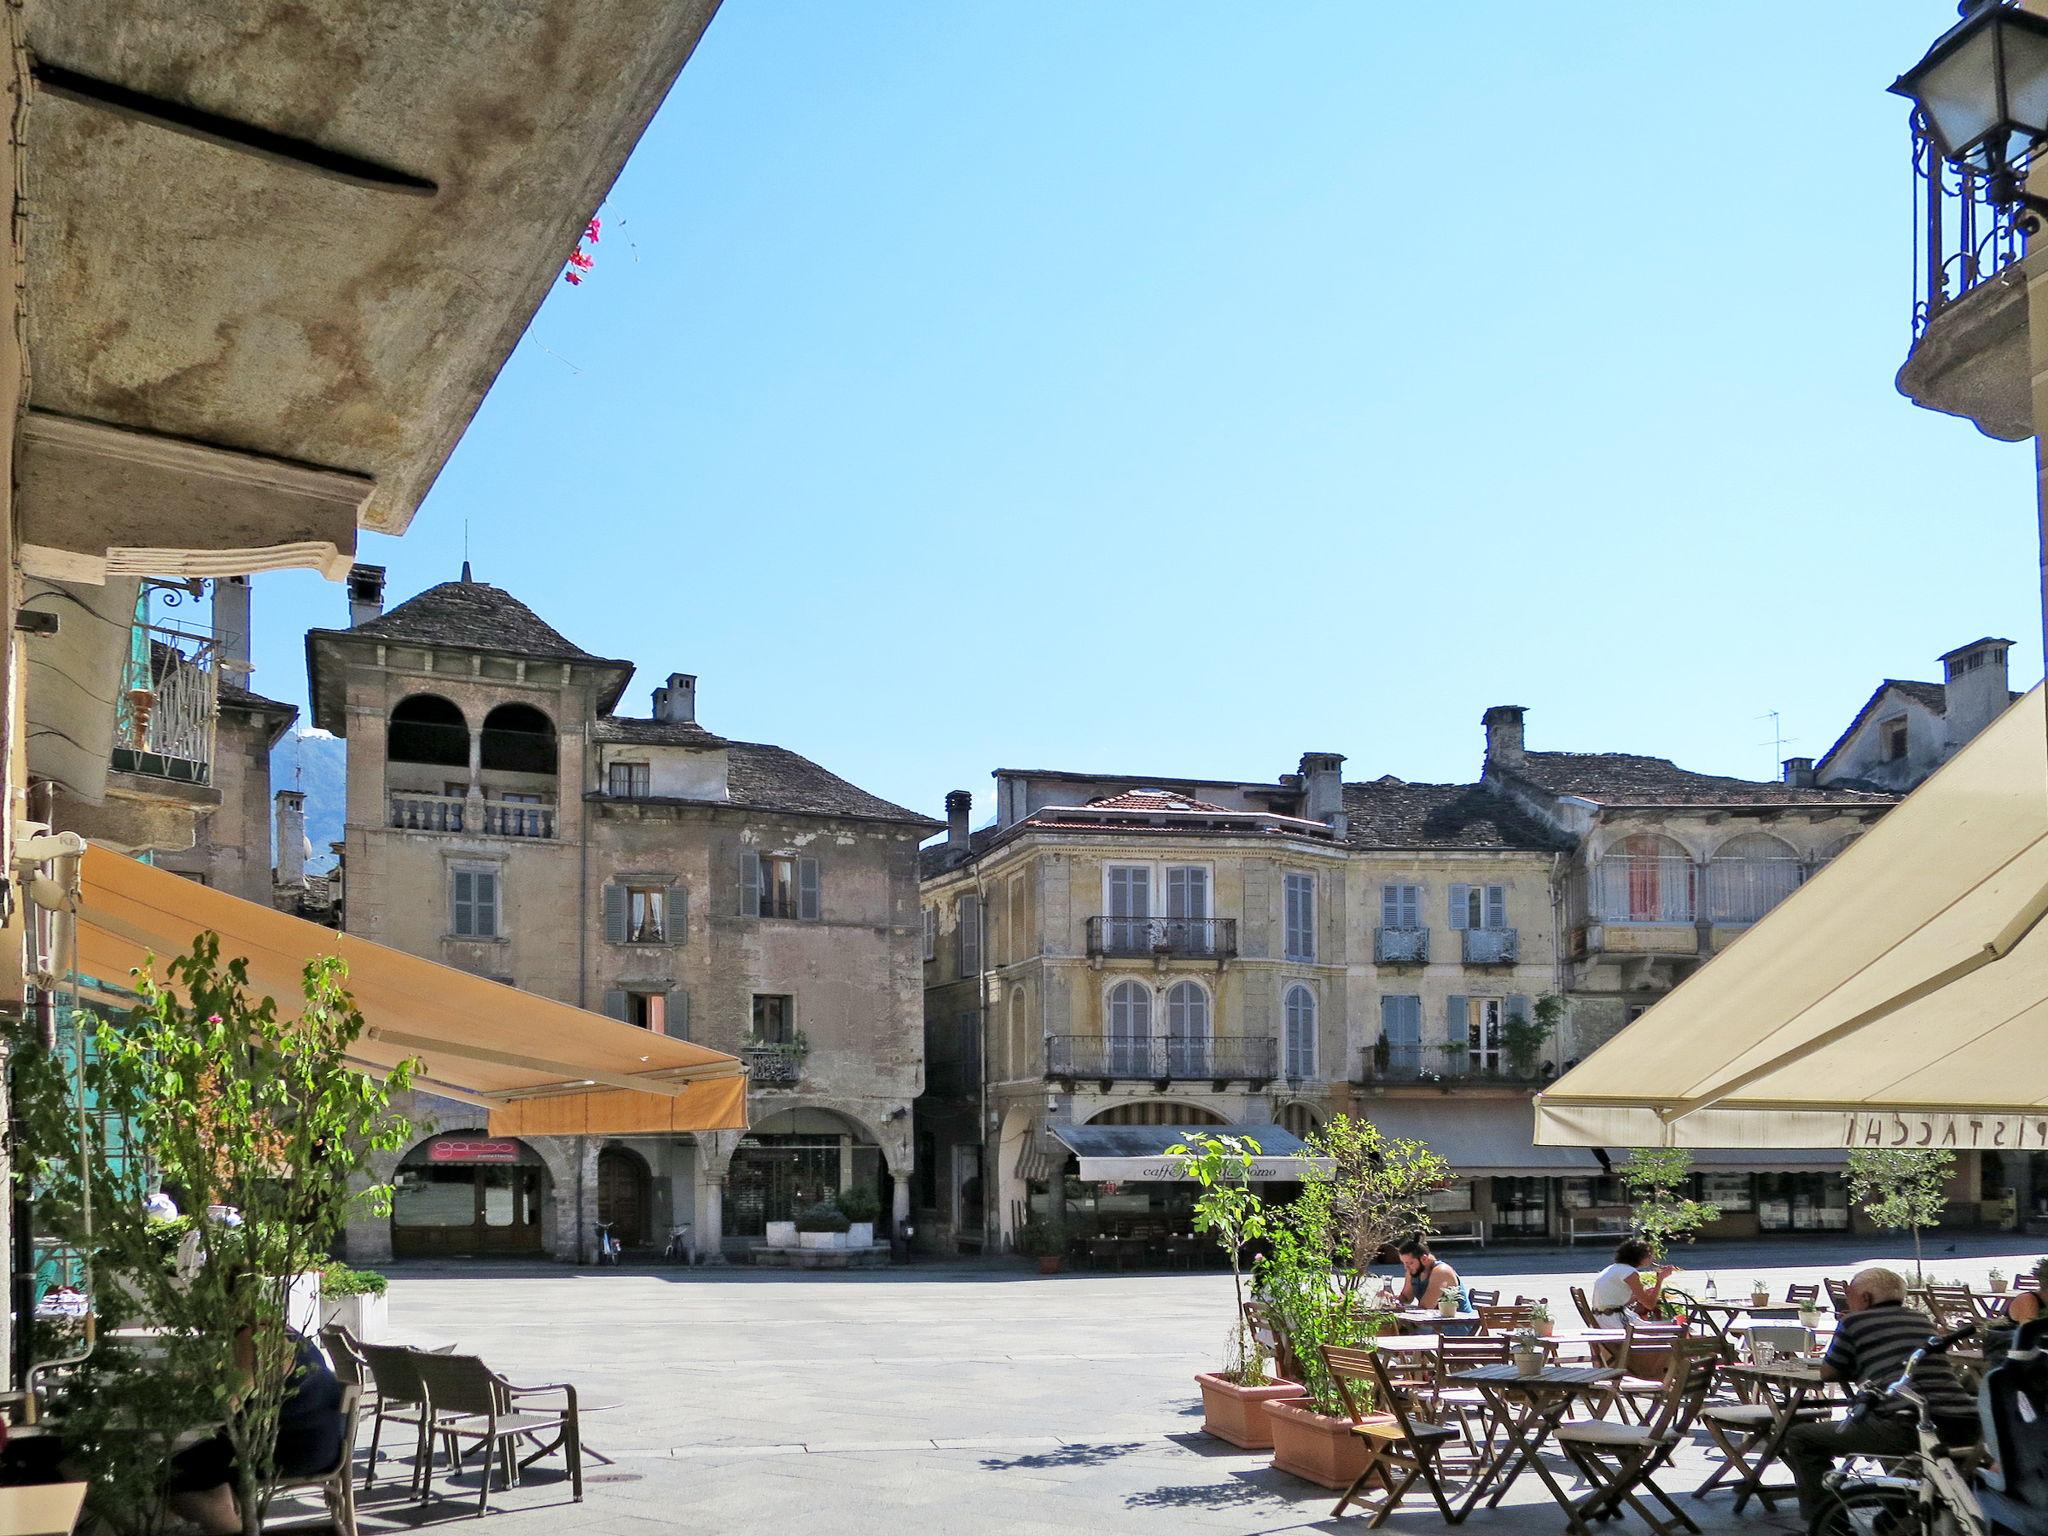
[1780,1266,1978,1525]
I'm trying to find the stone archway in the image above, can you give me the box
[388,1130,550,1259]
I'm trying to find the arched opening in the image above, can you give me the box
[1164,980,1210,1075]
[1594,832,1694,922]
[1277,1101,1322,1138]
[1706,832,1802,924]
[597,1145,653,1249]
[725,1107,888,1251]
[480,702,557,776]
[1084,1102,1226,1127]
[387,694,468,768]
[391,1132,547,1258]
[1283,984,1317,1078]
[1107,979,1152,1075]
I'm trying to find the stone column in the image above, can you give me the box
[891,1172,910,1229]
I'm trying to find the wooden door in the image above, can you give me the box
[597,1148,650,1247]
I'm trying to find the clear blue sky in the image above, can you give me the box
[247,1,2039,824]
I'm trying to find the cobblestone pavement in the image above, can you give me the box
[318,1235,2040,1534]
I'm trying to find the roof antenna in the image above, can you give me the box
[1756,710,1795,774]
[461,519,472,583]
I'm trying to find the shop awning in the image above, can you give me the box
[1048,1122,1332,1181]
[1358,1100,1605,1177]
[72,845,747,1137]
[1669,1146,1850,1175]
[1534,685,2048,1152]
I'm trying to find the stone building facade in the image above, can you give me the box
[1814,636,2019,794]
[305,569,935,1263]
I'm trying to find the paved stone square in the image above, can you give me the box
[323,1236,2040,1534]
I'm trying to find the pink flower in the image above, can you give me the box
[563,270,582,285]
[206,1014,222,1024]
[586,216,601,244]
[568,249,594,270]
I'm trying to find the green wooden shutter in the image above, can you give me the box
[798,858,821,921]
[668,989,688,1039]
[669,883,687,944]
[739,851,760,917]
[603,883,627,944]
[601,987,627,1022]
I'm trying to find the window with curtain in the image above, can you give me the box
[1705,833,1802,924]
[1595,833,1694,922]
[1283,984,1316,1078]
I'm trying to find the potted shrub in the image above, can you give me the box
[837,1185,880,1249]
[1509,1328,1544,1378]
[1169,1134,1297,1449]
[1527,1301,1554,1338]
[1988,1267,2008,1295]
[1015,1215,1069,1276]
[1750,1279,1772,1308]
[318,1262,388,1342]
[796,1200,849,1251]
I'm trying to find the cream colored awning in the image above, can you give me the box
[73,845,748,1137]
[1534,685,2048,1153]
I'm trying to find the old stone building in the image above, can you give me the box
[1814,636,2020,794]
[306,569,936,1263]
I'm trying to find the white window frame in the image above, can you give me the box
[1283,982,1317,1078]
[450,861,501,939]
[1467,995,1506,1073]
[1283,872,1316,963]
[1448,884,1508,931]
[607,760,650,797]
[922,906,937,963]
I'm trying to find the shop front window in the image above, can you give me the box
[1757,1172,1850,1232]
[1562,1176,1626,1210]
[1490,1177,1549,1236]
[1696,1173,1754,1213]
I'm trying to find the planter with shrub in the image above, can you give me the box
[797,1201,850,1251]
[318,1263,388,1342]
[837,1185,881,1249]
[1015,1215,1068,1275]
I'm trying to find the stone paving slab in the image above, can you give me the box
[323,1236,2038,1533]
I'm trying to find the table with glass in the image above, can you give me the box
[1711,1357,1841,1511]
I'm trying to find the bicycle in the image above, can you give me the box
[662,1223,693,1264]
[1810,1323,1985,1536]
[592,1220,621,1266]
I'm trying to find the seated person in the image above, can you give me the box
[1782,1266,1978,1525]
[168,1329,344,1535]
[1588,1238,1674,1328]
[2005,1258,2045,1329]
[1392,1237,1461,1311]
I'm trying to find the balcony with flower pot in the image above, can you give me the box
[742,1034,808,1090]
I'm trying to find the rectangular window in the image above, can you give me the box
[1379,994,1422,1074]
[752,993,794,1044]
[922,906,937,963]
[1449,884,1507,930]
[1880,717,1909,763]
[745,854,820,920]
[451,866,499,938]
[1381,883,1421,930]
[627,886,665,943]
[1283,872,1315,962]
[607,761,651,797]
[626,990,667,1033]
[1164,866,1209,920]
[1696,1173,1754,1213]
[1007,877,1028,963]
[1467,996,1505,1074]
[958,894,981,977]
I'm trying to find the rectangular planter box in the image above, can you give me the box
[319,1291,388,1343]
[1196,1373,1302,1451]
[798,1230,846,1250]
[1265,1398,1388,1491]
[765,1221,797,1247]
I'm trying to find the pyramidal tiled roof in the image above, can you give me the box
[349,579,600,662]
[1086,789,1234,813]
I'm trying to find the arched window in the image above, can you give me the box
[1706,832,1802,924]
[388,695,468,768]
[1278,1101,1321,1138]
[480,703,557,776]
[1165,981,1210,1075]
[1108,981,1152,1075]
[1595,832,1694,922]
[1283,984,1317,1079]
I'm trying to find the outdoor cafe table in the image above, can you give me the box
[1711,1358,1841,1511]
[1445,1363,1621,1515]
[1385,1308,1481,1336]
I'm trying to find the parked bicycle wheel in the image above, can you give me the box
[1811,1483,1921,1536]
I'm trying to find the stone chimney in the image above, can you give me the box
[946,790,972,851]
[210,575,252,682]
[653,672,698,724]
[1940,637,2013,749]
[347,563,386,627]
[1483,705,1527,772]
[1299,752,1347,835]
[1781,756,1816,788]
[275,789,308,887]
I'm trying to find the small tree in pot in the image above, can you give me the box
[1846,1147,1954,1283]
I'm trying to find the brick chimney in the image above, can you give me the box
[1940,637,2013,750]
[1483,705,1527,772]
[347,564,386,627]
[1781,756,1816,788]
[1298,752,1347,835]
[946,790,972,851]
[275,789,308,887]
[210,575,252,682]
[653,673,698,724]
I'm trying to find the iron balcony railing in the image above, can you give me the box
[1911,105,2027,344]
[1046,1033,1276,1082]
[1085,916,1238,959]
[1358,1047,1550,1088]
[1461,927,1519,965]
[388,791,556,839]
[1374,926,1429,964]
[742,1042,805,1087]
[113,625,219,784]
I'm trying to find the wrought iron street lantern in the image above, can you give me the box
[1892,0,2048,216]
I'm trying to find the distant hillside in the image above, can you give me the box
[270,731,347,873]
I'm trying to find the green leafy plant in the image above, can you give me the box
[11,934,416,1535]
[796,1200,850,1234]
[1503,994,1563,1078]
[1617,1147,1720,1260]
[1168,1133,1273,1385]
[1014,1214,1067,1259]
[835,1184,880,1224]
[1527,1301,1552,1325]
[320,1262,388,1299]
[1846,1147,1954,1283]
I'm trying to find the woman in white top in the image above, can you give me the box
[1588,1237,1674,1328]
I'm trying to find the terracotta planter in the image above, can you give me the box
[1990,1279,2009,1294]
[1194,1372,1301,1451]
[1037,1256,1063,1275]
[1265,1397,1390,1490]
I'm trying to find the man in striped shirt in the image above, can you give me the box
[1782,1266,1979,1521]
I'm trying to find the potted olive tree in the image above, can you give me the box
[1170,1133,1296,1449]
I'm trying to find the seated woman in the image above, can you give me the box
[1588,1238,1674,1329]
[1392,1237,1461,1311]
[167,1329,344,1535]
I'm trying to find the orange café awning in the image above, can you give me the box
[72,845,748,1138]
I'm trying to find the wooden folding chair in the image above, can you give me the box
[1783,1283,1819,1307]
[1474,1304,1534,1335]
[1598,1320,1684,1423]
[1553,1340,1719,1536]
[1695,1387,1834,1511]
[1434,1336,1512,1459]
[1244,1299,1302,1386]
[1569,1285,1600,1329]
[1322,1345,1469,1526]
[1463,1288,1501,1309]
[1924,1284,1980,1330]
